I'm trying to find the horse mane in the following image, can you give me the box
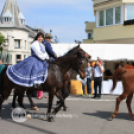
[50,45,80,64]
[63,45,80,56]
[51,52,77,65]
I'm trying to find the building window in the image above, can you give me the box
[4,17,11,22]
[6,39,8,44]
[25,40,26,50]
[97,6,122,27]
[15,40,21,49]
[88,32,93,39]
[106,8,113,25]
[20,19,25,25]
[126,5,134,20]
[115,7,121,24]
[24,55,26,59]
[21,19,23,24]
[99,11,104,26]
[16,55,21,63]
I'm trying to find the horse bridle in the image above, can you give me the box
[75,57,87,74]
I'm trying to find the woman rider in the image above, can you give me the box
[37,33,57,99]
[7,32,57,89]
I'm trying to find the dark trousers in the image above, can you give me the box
[87,78,91,94]
[82,84,86,94]
[94,77,102,97]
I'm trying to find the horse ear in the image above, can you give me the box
[77,45,80,48]
[76,45,80,48]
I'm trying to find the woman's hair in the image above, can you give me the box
[32,32,45,43]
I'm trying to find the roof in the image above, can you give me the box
[2,10,12,17]
[18,12,25,19]
[0,0,45,38]
[0,0,23,26]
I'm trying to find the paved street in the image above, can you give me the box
[0,94,134,134]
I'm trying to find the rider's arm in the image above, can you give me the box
[45,42,57,58]
[31,42,49,61]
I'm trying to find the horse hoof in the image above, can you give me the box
[26,114,32,120]
[131,115,134,121]
[107,117,113,121]
[32,106,39,111]
[63,107,69,112]
[48,117,55,122]
[47,114,55,122]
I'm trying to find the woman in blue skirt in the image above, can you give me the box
[7,32,55,88]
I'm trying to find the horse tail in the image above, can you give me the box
[0,65,8,95]
[111,67,126,92]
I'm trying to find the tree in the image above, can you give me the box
[0,33,5,52]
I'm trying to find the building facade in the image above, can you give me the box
[83,0,134,44]
[0,0,45,64]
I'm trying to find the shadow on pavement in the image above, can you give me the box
[1,101,55,120]
[5,119,57,134]
[1,102,57,134]
[83,111,131,121]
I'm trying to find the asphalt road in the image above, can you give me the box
[0,94,134,134]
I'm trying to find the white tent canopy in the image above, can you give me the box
[52,44,134,61]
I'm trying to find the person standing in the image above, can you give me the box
[82,77,87,96]
[93,60,104,99]
[86,62,93,95]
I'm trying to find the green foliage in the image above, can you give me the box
[0,33,5,46]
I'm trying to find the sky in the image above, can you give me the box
[0,0,95,43]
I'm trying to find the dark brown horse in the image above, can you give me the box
[0,49,89,122]
[12,45,91,111]
[110,67,134,121]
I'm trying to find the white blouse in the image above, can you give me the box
[31,41,49,61]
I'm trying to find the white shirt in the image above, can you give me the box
[31,41,49,61]
[86,67,93,78]
[76,75,87,85]
[94,65,104,77]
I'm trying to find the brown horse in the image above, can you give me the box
[110,67,134,121]
[0,49,88,122]
[12,45,90,111]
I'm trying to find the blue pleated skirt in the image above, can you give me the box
[7,56,49,87]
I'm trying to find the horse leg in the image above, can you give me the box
[47,88,56,122]
[126,93,134,120]
[56,89,69,111]
[57,81,70,111]
[26,90,38,111]
[62,88,69,111]
[52,90,64,115]
[62,81,70,111]
[110,92,128,120]
[0,96,4,119]
[12,89,18,109]
[0,82,14,119]
[18,90,26,109]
